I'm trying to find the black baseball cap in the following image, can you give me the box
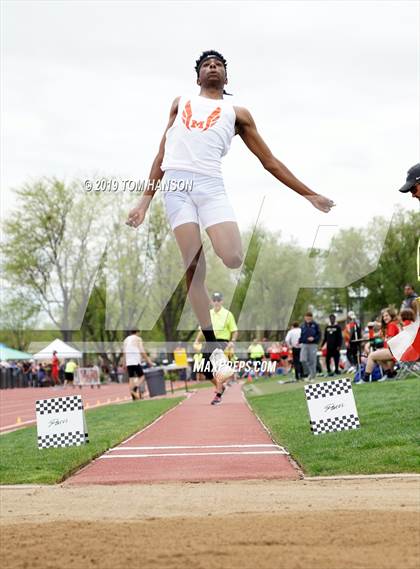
[398,163,420,193]
[212,292,223,301]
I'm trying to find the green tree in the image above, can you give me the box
[1,178,110,340]
[360,208,419,315]
[0,291,39,350]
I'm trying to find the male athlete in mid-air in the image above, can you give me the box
[126,50,335,404]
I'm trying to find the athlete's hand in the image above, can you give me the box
[126,206,147,228]
[305,194,335,213]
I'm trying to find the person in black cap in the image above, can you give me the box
[398,163,420,284]
[398,163,420,200]
[194,291,238,404]
[126,49,335,401]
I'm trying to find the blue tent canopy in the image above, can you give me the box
[0,343,33,361]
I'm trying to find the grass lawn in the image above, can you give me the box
[245,376,420,476]
[0,397,183,485]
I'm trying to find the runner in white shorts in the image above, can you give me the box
[126,50,335,405]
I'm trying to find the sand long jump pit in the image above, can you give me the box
[1,476,419,569]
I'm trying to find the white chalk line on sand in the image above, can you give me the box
[100,450,289,459]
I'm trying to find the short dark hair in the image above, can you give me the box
[292,321,299,327]
[195,50,232,96]
[195,50,227,76]
[305,311,313,317]
[329,313,336,319]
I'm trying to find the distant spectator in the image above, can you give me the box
[344,311,362,368]
[123,329,153,400]
[59,362,65,383]
[64,359,78,386]
[117,364,125,383]
[37,363,47,387]
[21,361,31,387]
[381,307,400,344]
[247,339,265,363]
[267,342,281,366]
[278,342,291,374]
[285,321,303,381]
[51,351,60,385]
[361,307,401,382]
[299,312,321,381]
[173,342,188,367]
[322,314,343,376]
[400,284,418,312]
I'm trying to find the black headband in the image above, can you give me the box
[196,53,227,73]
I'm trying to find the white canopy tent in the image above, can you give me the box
[32,338,82,361]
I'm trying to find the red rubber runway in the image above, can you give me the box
[0,381,192,433]
[68,383,299,484]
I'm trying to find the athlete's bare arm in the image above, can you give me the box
[138,336,153,366]
[126,97,180,228]
[234,106,335,213]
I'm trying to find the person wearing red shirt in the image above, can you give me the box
[362,308,400,381]
[266,342,280,375]
[279,342,291,374]
[51,350,60,385]
[267,342,281,361]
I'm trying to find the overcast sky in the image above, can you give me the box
[1,0,419,250]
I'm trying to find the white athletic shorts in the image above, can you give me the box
[161,169,237,231]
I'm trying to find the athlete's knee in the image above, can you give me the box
[221,251,243,269]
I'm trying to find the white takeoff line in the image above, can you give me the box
[100,450,289,459]
[108,443,287,451]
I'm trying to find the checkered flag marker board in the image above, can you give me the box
[36,395,89,449]
[304,378,360,435]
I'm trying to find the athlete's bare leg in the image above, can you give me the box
[173,222,225,392]
[173,222,212,328]
[205,221,243,269]
[129,378,140,400]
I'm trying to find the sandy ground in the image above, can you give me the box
[1,476,419,569]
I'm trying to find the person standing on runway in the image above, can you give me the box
[122,330,153,400]
[194,291,238,404]
[126,50,335,402]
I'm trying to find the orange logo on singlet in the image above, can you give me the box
[181,100,221,132]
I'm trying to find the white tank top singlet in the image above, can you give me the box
[161,94,236,179]
[123,335,141,366]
